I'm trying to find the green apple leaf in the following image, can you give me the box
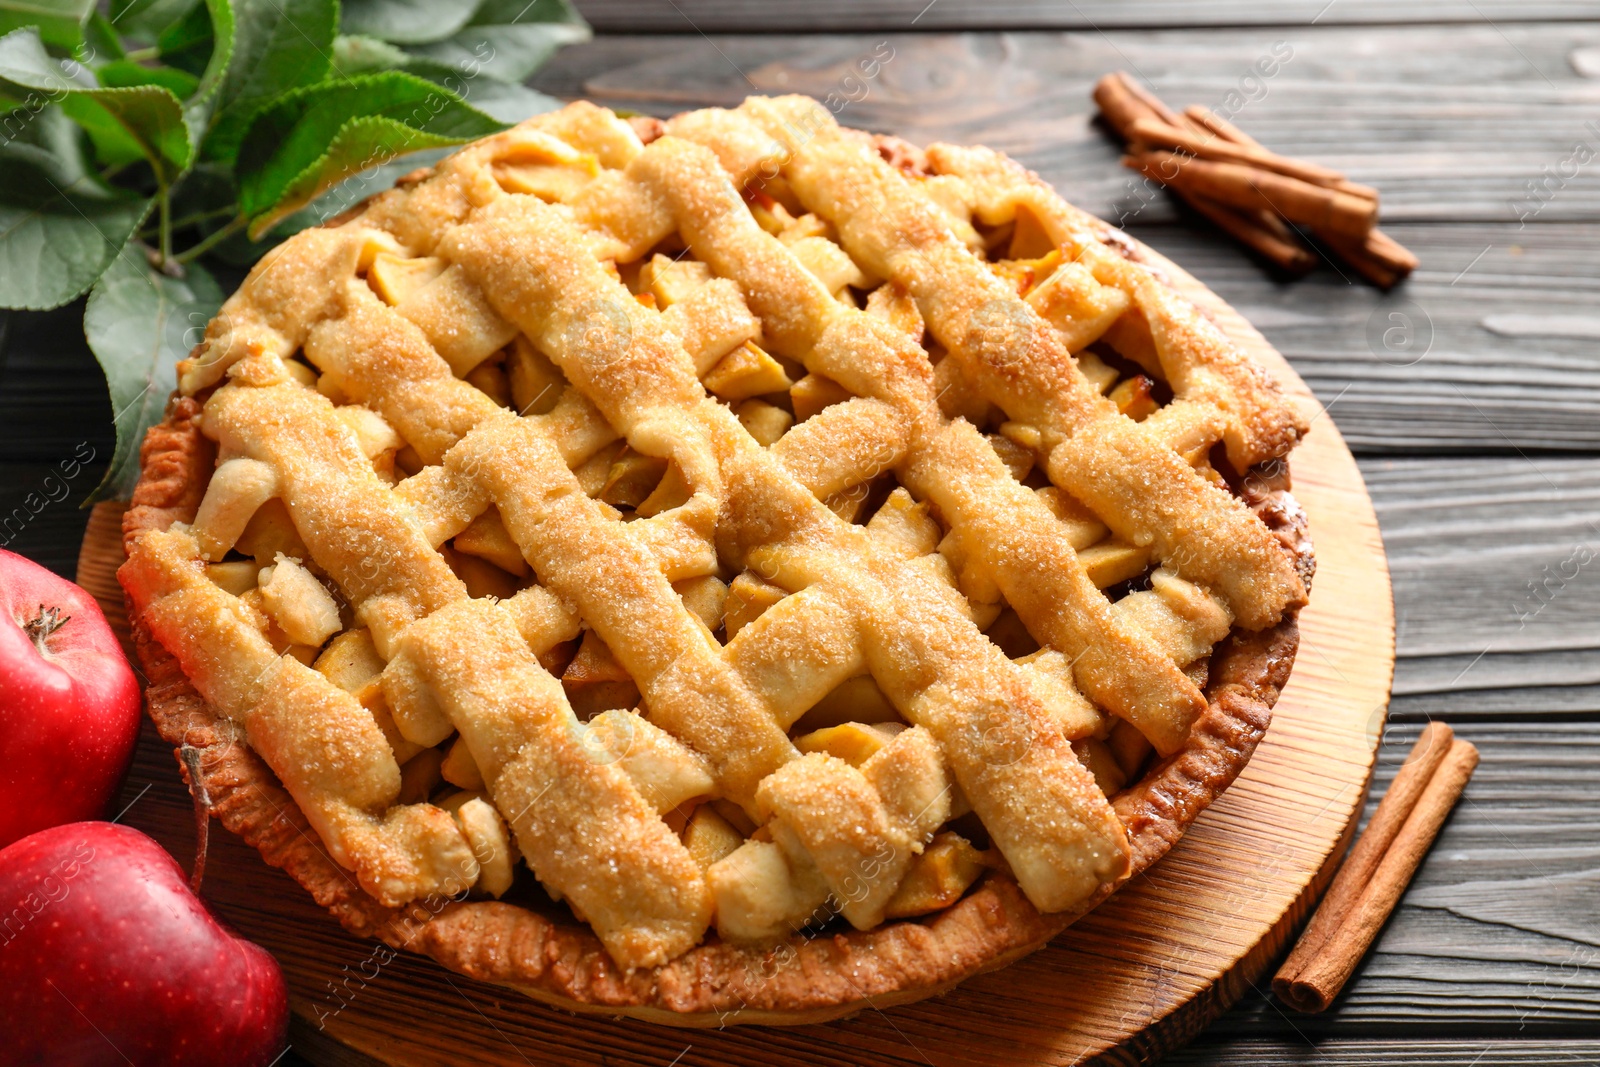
[330,33,410,77]
[0,0,91,51]
[266,143,449,235]
[236,71,504,236]
[96,58,199,98]
[0,106,151,309]
[108,0,199,40]
[327,38,565,124]
[240,115,464,237]
[404,57,559,123]
[340,0,479,45]
[153,0,211,74]
[444,77,559,124]
[179,0,234,145]
[84,253,221,501]
[81,11,125,61]
[203,0,334,163]
[0,27,189,181]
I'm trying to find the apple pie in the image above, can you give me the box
[119,95,1313,1024]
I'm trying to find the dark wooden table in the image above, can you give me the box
[5,2,1598,1064]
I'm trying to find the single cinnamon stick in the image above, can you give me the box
[1317,227,1421,289]
[1128,116,1351,190]
[1119,73,1186,128]
[1277,723,1454,975]
[1183,105,1266,149]
[1132,150,1379,239]
[1092,72,1163,140]
[1180,106,1379,202]
[1185,194,1316,273]
[1274,727,1479,1012]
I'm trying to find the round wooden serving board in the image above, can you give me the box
[74,240,1394,1067]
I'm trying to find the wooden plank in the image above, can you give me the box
[0,304,115,462]
[532,24,1600,223]
[1166,1038,1600,1064]
[1132,222,1600,454]
[571,1,1600,33]
[1358,457,1600,712]
[0,301,116,574]
[1203,721,1600,1036]
[0,462,110,577]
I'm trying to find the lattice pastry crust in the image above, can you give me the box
[120,96,1312,1023]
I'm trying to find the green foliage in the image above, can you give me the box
[0,106,151,309]
[0,0,92,51]
[0,27,189,181]
[83,252,221,501]
[178,0,233,140]
[339,0,480,47]
[0,0,584,498]
[202,0,335,163]
[110,0,200,42]
[411,22,586,84]
[236,71,504,234]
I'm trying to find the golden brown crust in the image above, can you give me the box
[1113,621,1296,871]
[123,395,214,557]
[118,110,1311,1022]
[122,413,1305,1025]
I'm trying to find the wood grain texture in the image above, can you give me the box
[570,1,1600,33]
[74,245,1395,1065]
[1126,224,1600,454]
[531,24,1600,224]
[1167,1038,1600,1065]
[1199,721,1600,1038]
[0,303,116,463]
[1368,458,1600,716]
[0,462,110,575]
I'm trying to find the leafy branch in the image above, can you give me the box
[0,0,586,500]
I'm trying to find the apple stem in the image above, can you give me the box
[180,744,212,895]
[23,604,69,654]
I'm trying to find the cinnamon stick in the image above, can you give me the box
[1092,71,1182,135]
[1128,116,1352,191]
[1184,194,1317,274]
[1277,724,1453,970]
[1096,73,1320,272]
[1183,105,1266,149]
[1132,150,1379,239]
[1125,149,1316,272]
[1178,105,1379,202]
[1273,724,1479,1012]
[1317,227,1422,290]
[1095,72,1418,286]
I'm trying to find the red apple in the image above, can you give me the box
[1,547,142,849]
[0,821,289,1066]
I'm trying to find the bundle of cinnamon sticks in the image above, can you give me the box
[1274,722,1479,1011]
[1093,72,1418,288]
